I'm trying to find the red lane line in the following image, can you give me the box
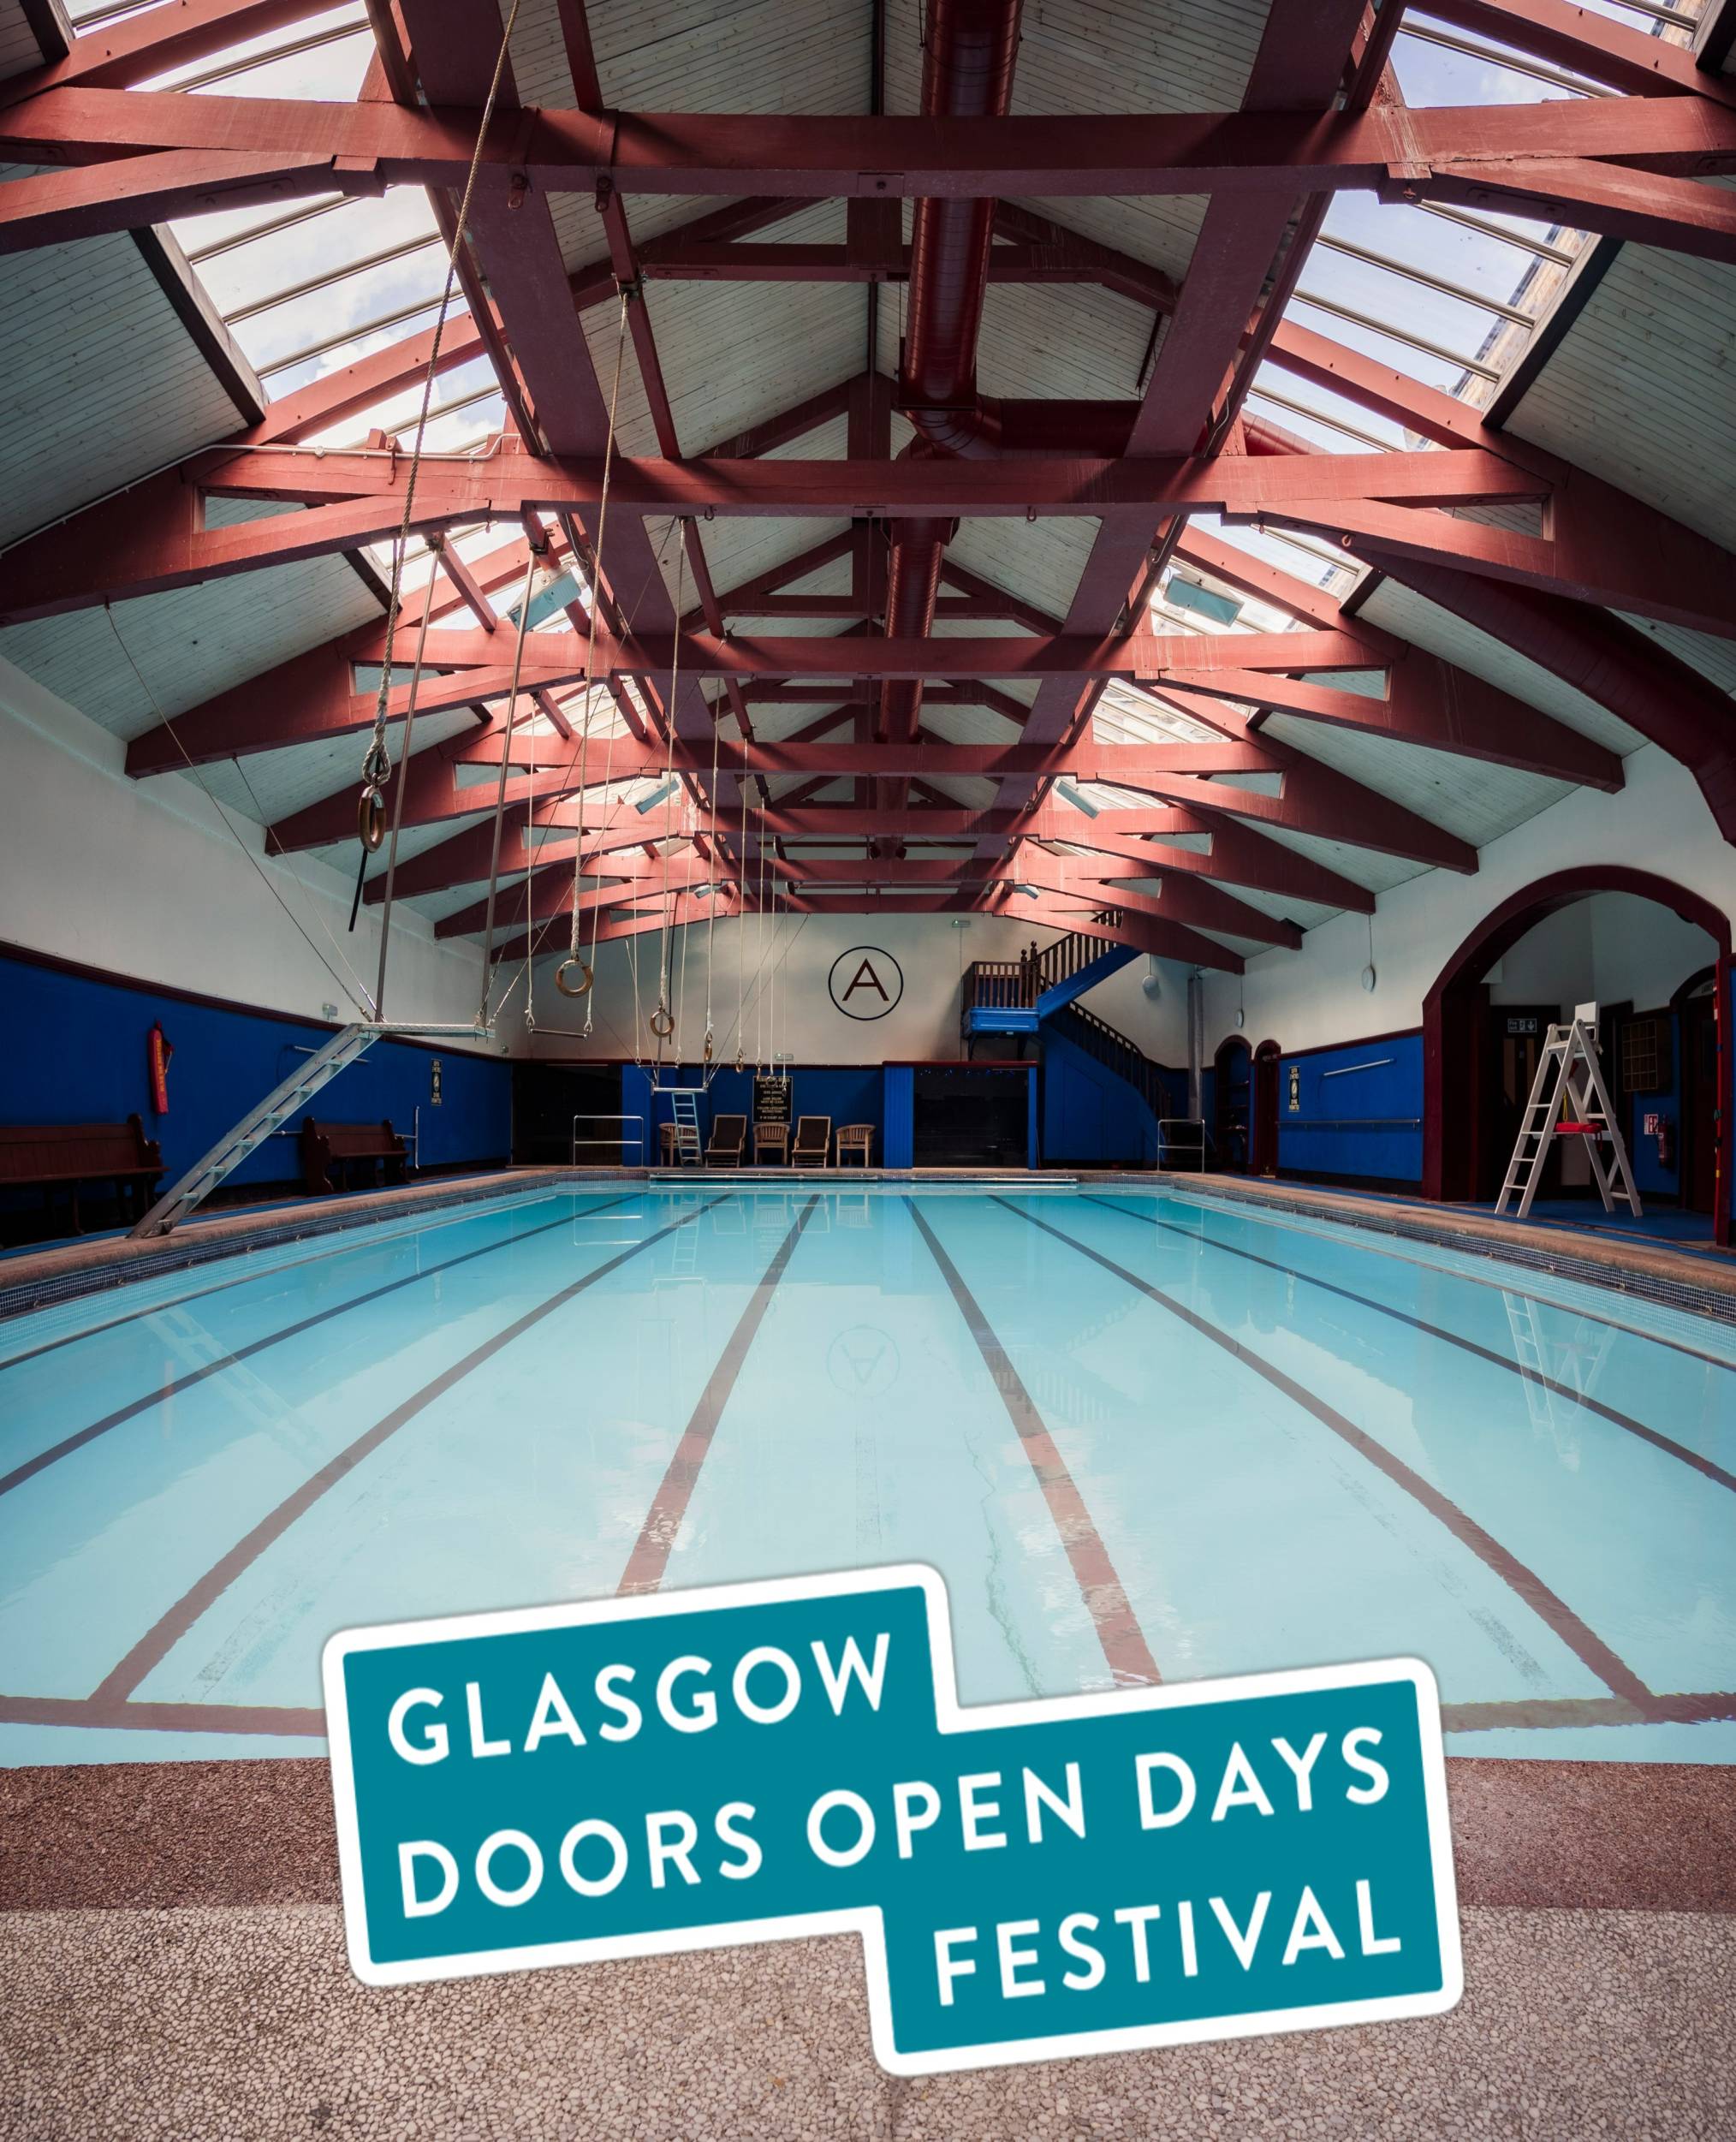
[1081,1193,1736,1495]
[616,1196,821,1596]
[86,1196,732,1707]
[3,1687,1733,1742]
[906,1197,1163,1690]
[0,1193,639,1501]
[996,1195,1656,1713]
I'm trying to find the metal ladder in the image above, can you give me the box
[128,1024,380,1239]
[668,1088,704,1167]
[1495,1015,1641,1221]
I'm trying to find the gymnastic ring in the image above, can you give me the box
[554,957,593,999]
[358,784,386,852]
[702,1030,715,1064]
[649,1004,675,1040]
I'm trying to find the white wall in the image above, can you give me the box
[526,907,1061,1064]
[0,657,519,1058]
[7,640,1732,1087]
[1084,746,1736,1066]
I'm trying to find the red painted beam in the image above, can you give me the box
[1253,493,1736,641]
[4,90,1730,206]
[1412,157,1736,269]
[1355,558,1736,841]
[0,444,1541,623]
[1157,656,1625,788]
[995,893,1245,974]
[1014,854,1303,948]
[136,623,1385,772]
[990,0,1370,846]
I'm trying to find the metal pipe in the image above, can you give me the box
[878,0,1023,839]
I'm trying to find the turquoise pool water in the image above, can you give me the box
[2,1183,1732,1767]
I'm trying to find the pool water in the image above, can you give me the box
[2,1184,1732,1767]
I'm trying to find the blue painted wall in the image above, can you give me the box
[1277,1032,1424,1187]
[0,951,511,1195]
[1041,1028,1173,1166]
[883,1066,913,1169]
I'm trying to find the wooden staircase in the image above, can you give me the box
[960,923,1135,1038]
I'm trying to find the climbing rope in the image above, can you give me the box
[356,0,525,1020]
[474,540,550,1029]
[734,769,749,1072]
[555,290,632,1004]
[700,693,722,1064]
[647,530,685,1046]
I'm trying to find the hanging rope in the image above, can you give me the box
[556,290,632,1003]
[487,518,676,1033]
[647,530,685,1045]
[473,542,546,1029]
[700,696,722,1064]
[734,770,749,1072]
[357,0,524,1019]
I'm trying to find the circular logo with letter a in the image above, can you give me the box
[828,945,904,1021]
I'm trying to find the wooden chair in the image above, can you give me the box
[835,1124,874,1168]
[705,1114,748,1166]
[752,1122,791,1166]
[300,1117,407,1195]
[790,1116,832,1168]
[0,1116,163,1234]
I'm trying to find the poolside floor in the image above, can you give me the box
[3,1756,1733,2139]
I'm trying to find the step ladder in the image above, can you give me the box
[1495,1013,1641,1222]
[668,1088,703,1167]
[128,1024,380,1239]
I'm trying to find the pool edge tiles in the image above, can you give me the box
[1133,1172,1736,1325]
[0,1170,582,1324]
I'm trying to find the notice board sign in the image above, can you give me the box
[753,1075,793,1128]
[326,1568,1460,2077]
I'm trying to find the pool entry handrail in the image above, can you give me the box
[571,1115,647,1167]
[1157,1119,1210,1172]
[128,1020,492,1239]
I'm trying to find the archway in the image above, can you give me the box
[1423,866,1730,1245]
[1214,1033,1251,1173]
[1251,1039,1282,1176]
[1674,966,1720,1217]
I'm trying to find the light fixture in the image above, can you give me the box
[634,779,678,815]
[1055,780,1100,820]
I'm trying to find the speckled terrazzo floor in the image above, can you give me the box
[3,1904,1733,2141]
[2,1758,1733,2139]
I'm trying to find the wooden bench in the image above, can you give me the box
[301,1117,407,1196]
[0,1116,163,1235]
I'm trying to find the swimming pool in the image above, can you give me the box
[3,1182,1732,1768]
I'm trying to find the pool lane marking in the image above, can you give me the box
[1154,1185,1736,1377]
[1081,1194,1736,1496]
[992,1196,1654,1711]
[0,1191,575,1373]
[8,1681,1734,1745]
[616,1195,822,1596]
[0,1194,643,1502]
[906,1198,1164,1691]
[86,1194,734,1708]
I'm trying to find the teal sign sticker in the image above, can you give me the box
[324,1568,1460,2075]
